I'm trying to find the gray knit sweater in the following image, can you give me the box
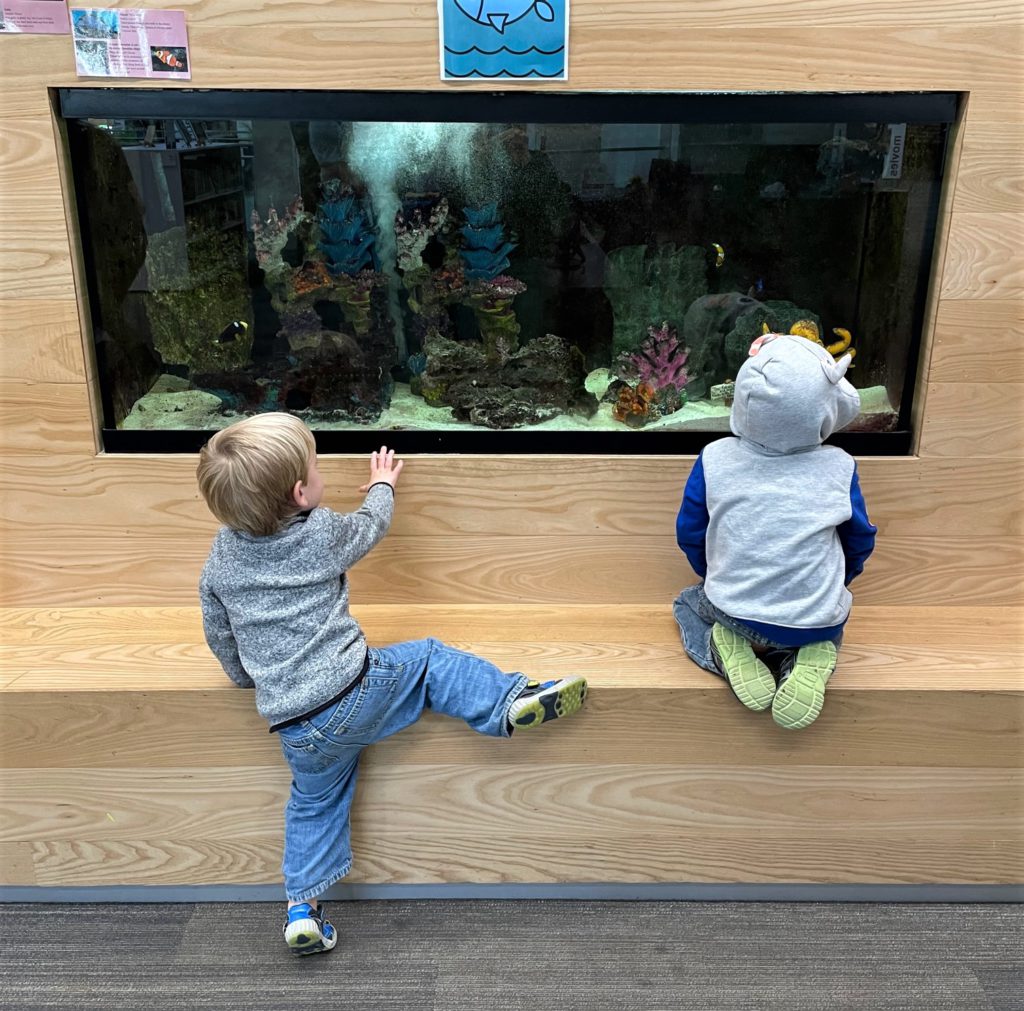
[199,483,394,727]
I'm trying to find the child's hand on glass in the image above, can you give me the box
[359,445,403,491]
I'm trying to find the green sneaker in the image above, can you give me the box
[771,641,837,730]
[710,623,776,712]
[508,676,588,730]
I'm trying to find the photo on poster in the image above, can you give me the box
[151,45,187,72]
[439,0,568,81]
[72,7,119,38]
[74,38,111,74]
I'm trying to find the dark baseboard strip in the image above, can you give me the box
[1,883,1021,904]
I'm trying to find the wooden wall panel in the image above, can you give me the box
[0,1,1022,893]
[940,212,1024,299]
[0,299,86,383]
[0,456,1021,545]
[918,383,1024,458]
[3,765,1021,886]
[930,299,1024,382]
[2,532,1021,607]
[953,122,1024,213]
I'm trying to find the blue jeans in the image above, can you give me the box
[275,638,529,902]
[672,584,843,677]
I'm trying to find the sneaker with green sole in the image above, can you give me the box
[771,641,837,730]
[508,676,588,730]
[709,623,776,712]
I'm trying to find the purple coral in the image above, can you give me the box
[617,322,689,393]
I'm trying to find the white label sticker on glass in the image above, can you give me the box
[883,124,907,180]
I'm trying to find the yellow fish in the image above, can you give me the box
[711,242,725,268]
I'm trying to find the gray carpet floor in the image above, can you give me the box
[1,901,1021,1010]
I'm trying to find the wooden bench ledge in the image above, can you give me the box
[1,604,1022,693]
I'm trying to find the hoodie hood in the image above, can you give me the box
[730,333,861,455]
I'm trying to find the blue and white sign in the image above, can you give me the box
[439,0,569,81]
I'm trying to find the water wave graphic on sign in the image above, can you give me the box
[440,0,568,80]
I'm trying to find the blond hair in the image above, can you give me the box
[197,413,316,536]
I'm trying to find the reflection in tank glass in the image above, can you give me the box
[65,100,950,447]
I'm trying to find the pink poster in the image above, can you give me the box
[0,0,71,34]
[70,7,190,79]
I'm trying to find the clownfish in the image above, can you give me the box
[217,320,248,344]
[153,49,185,70]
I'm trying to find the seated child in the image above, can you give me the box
[196,413,587,955]
[673,332,876,730]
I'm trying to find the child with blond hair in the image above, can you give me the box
[197,413,587,954]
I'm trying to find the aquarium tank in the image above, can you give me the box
[60,90,956,453]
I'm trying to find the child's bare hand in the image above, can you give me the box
[359,445,403,492]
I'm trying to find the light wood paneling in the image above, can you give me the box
[953,122,1024,213]
[21,830,1023,887]
[2,532,1021,607]
[930,299,1024,382]
[4,766,1018,841]
[918,383,1024,458]
[1,0,1022,892]
[3,765,1021,885]
[0,455,1021,544]
[0,299,86,383]
[0,381,96,456]
[940,212,1024,299]
[2,604,1020,690]
[3,685,1020,771]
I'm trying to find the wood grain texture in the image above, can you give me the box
[940,213,1024,299]
[0,23,1019,94]
[0,299,87,383]
[2,603,1017,650]
[918,383,1024,458]
[0,381,95,456]
[0,455,1021,542]
[953,122,1024,213]
[2,605,1020,690]
[929,299,1024,382]
[3,532,1021,607]
[2,763,1019,844]
[2,765,1020,886]
[20,830,1023,886]
[2,685,1020,770]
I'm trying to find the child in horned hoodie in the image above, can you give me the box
[673,332,877,730]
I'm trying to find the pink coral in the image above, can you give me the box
[617,321,689,393]
[251,197,308,269]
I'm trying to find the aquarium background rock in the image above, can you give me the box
[145,226,254,373]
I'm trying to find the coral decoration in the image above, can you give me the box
[612,381,658,428]
[318,180,378,277]
[395,198,449,273]
[467,274,528,365]
[251,197,308,270]
[291,260,333,298]
[616,322,689,394]
[460,203,517,280]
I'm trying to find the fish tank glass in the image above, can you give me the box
[61,90,956,453]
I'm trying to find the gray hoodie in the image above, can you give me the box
[680,333,868,632]
[199,483,394,728]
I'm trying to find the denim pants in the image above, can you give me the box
[672,583,843,678]
[275,637,529,902]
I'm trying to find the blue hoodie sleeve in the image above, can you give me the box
[676,453,709,579]
[837,464,877,585]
